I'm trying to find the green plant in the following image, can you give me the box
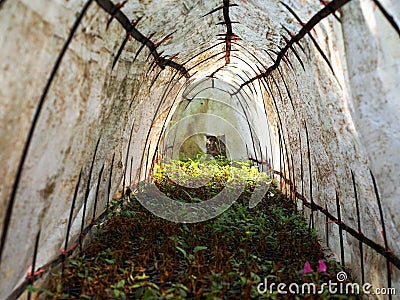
[40,157,360,300]
[106,280,126,299]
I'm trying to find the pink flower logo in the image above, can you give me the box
[317,260,327,273]
[302,261,314,274]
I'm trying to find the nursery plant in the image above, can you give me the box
[36,157,361,299]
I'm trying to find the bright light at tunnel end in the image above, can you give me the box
[133,169,272,223]
[133,77,272,223]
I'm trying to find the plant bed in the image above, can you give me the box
[33,157,362,299]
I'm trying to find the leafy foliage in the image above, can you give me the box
[37,158,360,299]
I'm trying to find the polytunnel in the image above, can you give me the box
[0,0,399,298]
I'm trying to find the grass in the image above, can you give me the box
[33,156,361,299]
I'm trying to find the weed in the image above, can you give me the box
[36,158,361,299]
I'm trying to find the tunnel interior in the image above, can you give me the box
[0,0,399,298]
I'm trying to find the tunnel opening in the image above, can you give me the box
[0,0,399,299]
[205,135,227,158]
[158,75,271,165]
